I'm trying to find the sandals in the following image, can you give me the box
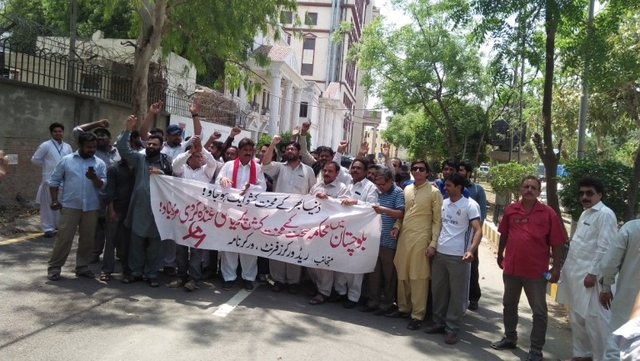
[308,294,327,305]
[99,273,111,282]
[121,275,143,284]
[47,272,61,281]
[147,278,160,288]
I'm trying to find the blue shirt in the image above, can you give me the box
[436,179,469,199]
[466,181,487,223]
[378,184,405,249]
[48,151,107,211]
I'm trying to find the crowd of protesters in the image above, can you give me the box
[21,99,639,361]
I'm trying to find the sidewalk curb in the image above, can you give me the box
[482,221,560,299]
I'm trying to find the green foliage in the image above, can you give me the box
[354,2,490,158]
[489,162,536,202]
[559,158,636,223]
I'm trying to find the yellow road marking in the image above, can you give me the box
[0,233,41,246]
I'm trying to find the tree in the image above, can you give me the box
[559,158,636,223]
[2,0,298,120]
[466,0,589,226]
[354,1,489,159]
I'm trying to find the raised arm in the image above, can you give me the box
[220,126,242,156]
[262,135,281,167]
[116,115,140,165]
[189,98,202,138]
[73,119,110,143]
[203,131,222,152]
[139,100,163,141]
[298,122,316,167]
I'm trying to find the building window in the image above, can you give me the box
[299,102,309,118]
[301,64,313,75]
[282,11,293,24]
[81,74,101,92]
[304,12,318,25]
[301,38,316,76]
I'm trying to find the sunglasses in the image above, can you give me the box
[411,166,427,172]
[578,190,596,197]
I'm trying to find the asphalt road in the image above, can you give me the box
[0,233,572,361]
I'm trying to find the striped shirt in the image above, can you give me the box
[378,184,405,249]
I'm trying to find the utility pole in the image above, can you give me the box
[577,0,596,159]
[66,0,77,92]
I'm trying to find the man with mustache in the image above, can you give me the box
[46,132,107,281]
[387,159,443,331]
[117,115,174,288]
[216,138,266,291]
[491,175,566,361]
[72,120,120,264]
[335,158,379,308]
[308,161,349,305]
[556,176,617,361]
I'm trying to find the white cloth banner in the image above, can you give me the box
[150,175,381,273]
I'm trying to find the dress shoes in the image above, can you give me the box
[491,337,518,350]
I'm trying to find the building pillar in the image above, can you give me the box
[291,86,301,128]
[268,68,282,136]
[281,80,293,133]
[317,103,326,147]
[333,110,343,149]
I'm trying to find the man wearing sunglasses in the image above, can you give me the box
[555,177,617,361]
[387,159,443,331]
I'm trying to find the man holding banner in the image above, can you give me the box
[262,135,316,294]
[336,158,379,308]
[308,161,349,305]
[216,138,266,291]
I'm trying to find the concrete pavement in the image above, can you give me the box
[0,230,572,361]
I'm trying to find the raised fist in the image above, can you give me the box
[149,100,164,115]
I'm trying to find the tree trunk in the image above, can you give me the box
[474,128,486,167]
[131,0,168,121]
[625,143,640,220]
[625,89,640,220]
[461,134,468,160]
[535,3,564,233]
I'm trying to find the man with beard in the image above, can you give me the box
[216,138,266,291]
[117,115,173,288]
[46,132,107,281]
[491,175,566,361]
[556,177,617,361]
[223,145,237,162]
[336,158,379,308]
[262,135,316,293]
[387,159,442,331]
[308,161,349,305]
[139,100,202,276]
[72,120,120,167]
[72,120,120,264]
[297,122,351,183]
[31,122,73,237]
